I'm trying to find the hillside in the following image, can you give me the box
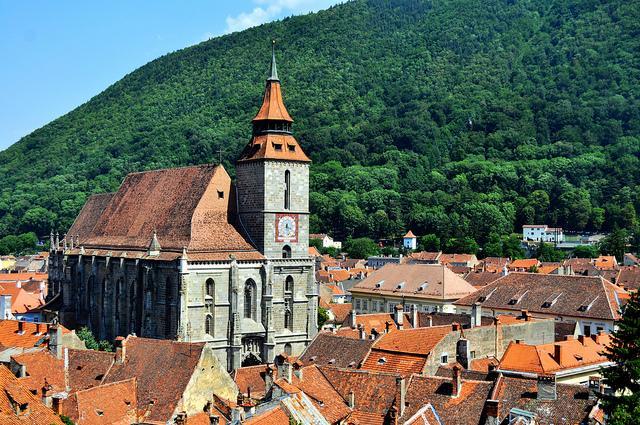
[0,0,638,253]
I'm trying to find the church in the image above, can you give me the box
[47,44,318,371]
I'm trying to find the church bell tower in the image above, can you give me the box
[236,42,311,259]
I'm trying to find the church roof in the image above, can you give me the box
[253,42,292,123]
[68,164,261,256]
[238,133,310,162]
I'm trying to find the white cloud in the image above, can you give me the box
[225,0,341,33]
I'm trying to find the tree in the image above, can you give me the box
[76,327,113,352]
[599,228,629,262]
[502,234,525,259]
[444,237,479,255]
[318,307,329,329]
[419,234,440,252]
[572,245,599,258]
[535,242,565,262]
[344,237,380,259]
[600,291,640,423]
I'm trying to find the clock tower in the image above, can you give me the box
[236,42,311,259]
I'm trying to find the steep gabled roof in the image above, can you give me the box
[299,332,373,369]
[63,378,137,425]
[69,164,259,256]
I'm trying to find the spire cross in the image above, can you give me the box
[217,147,225,164]
[268,39,279,81]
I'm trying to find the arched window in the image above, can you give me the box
[244,280,257,320]
[284,343,292,356]
[285,276,293,294]
[284,170,291,210]
[206,279,214,298]
[205,279,214,313]
[282,245,292,259]
[205,314,213,336]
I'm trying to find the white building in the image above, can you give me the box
[522,225,564,243]
[403,230,417,250]
[309,233,342,250]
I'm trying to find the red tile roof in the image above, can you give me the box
[439,253,476,265]
[404,231,417,239]
[252,79,293,122]
[463,270,502,287]
[336,312,414,338]
[0,284,44,314]
[233,365,269,400]
[0,320,70,350]
[594,255,618,270]
[327,303,352,324]
[238,133,311,163]
[287,366,351,423]
[508,259,540,270]
[0,364,64,425]
[615,267,640,291]
[63,378,137,425]
[244,405,290,425]
[299,332,373,369]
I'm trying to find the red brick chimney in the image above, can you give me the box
[17,321,24,334]
[394,305,404,329]
[115,336,126,364]
[520,310,531,321]
[452,364,462,398]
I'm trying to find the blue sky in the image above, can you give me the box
[0,0,341,150]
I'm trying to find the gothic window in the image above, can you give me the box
[282,245,292,259]
[284,343,292,356]
[165,277,174,338]
[284,275,293,331]
[244,279,257,320]
[284,170,291,210]
[205,278,214,313]
[205,314,213,336]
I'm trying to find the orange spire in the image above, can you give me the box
[253,41,293,123]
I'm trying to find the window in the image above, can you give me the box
[285,276,294,293]
[205,279,214,313]
[284,170,291,210]
[284,343,292,356]
[206,279,214,298]
[282,245,292,259]
[205,315,213,336]
[273,143,283,151]
[355,299,361,311]
[440,354,448,364]
[217,190,224,199]
[470,351,476,359]
[288,145,296,152]
[284,276,294,330]
[244,280,257,320]
[583,325,592,337]
[363,300,369,311]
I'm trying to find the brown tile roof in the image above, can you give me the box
[350,264,477,301]
[399,375,493,425]
[538,262,561,274]
[63,378,137,425]
[72,165,258,256]
[407,251,442,263]
[463,270,503,288]
[308,246,322,257]
[615,267,640,291]
[299,332,373,368]
[327,303,352,324]
[479,257,510,272]
[491,375,596,424]
[446,265,471,275]
[288,366,351,424]
[498,333,612,375]
[455,273,626,321]
[439,253,476,265]
[66,193,115,243]
[12,350,65,393]
[67,349,114,392]
[319,367,400,422]
[337,312,414,337]
[238,133,311,163]
[361,351,428,376]
[0,364,64,425]
[102,336,205,422]
[416,312,494,328]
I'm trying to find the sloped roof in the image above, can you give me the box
[455,273,626,321]
[0,320,70,350]
[299,332,373,368]
[407,251,441,262]
[463,270,502,288]
[244,405,290,425]
[350,264,477,301]
[439,253,476,265]
[0,365,64,425]
[63,378,137,425]
[238,133,311,162]
[69,164,259,256]
[337,312,414,338]
[327,303,352,324]
[508,259,540,269]
[233,365,269,400]
[594,255,617,270]
[67,193,114,242]
[253,79,293,122]
[404,231,417,239]
[102,336,205,422]
[498,333,612,374]
[615,267,640,291]
[0,284,43,313]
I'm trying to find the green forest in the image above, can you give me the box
[0,0,638,255]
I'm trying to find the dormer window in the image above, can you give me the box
[273,143,283,151]
[288,144,296,152]
[377,357,387,365]
[542,293,562,308]
[395,282,405,290]
[478,287,498,303]
[508,290,528,305]
[417,283,428,291]
[375,280,384,289]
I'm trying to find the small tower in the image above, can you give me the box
[403,231,417,250]
[236,41,311,259]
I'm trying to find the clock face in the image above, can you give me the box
[276,214,298,242]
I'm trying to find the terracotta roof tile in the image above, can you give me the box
[66,193,115,243]
[361,351,427,376]
[244,405,289,425]
[252,80,293,122]
[233,365,269,400]
[463,270,502,287]
[0,320,69,350]
[0,284,44,314]
[327,303,352,324]
[404,231,417,238]
[508,259,540,270]
[337,312,414,337]
[0,365,64,425]
[370,326,451,356]
[439,254,476,265]
[615,267,640,291]
[289,365,351,423]
[594,255,618,270]
[63,378,137,425]
[238,133,311,163]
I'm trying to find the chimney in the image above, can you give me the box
[577,334,586,345]
[452,322,461,332]
[427,316,433,327]
[397,377,406,416]
[35,323,43,335]
[16,280,21,289]
[264,366,274,395]
[485,399,499,423]
[348,390,355,408]
[394,305,404,329]
[293,361,303,380]
[51,397,62,415]
[385,321,391,334]
[520,310,531,321]
[588,376,602,401]
[553,344,568,365]
[17,321,24,334]
[536,374,557,401]
[594,330,606,345]
[357,324,366,340]
[456,338,470,369]
[48,324,63,359]
[471,302,482,328]
[64,347,70,392]
[276,355,292,384]
[209,415,220,425]
[411,304,418,328]
[350,309,357,329]
[452,364,462,398]
[0,294,12,319]
[388,404,398,425]
[115,336,126,364]
[502,264,509,276]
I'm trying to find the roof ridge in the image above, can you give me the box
[124,163,220,176]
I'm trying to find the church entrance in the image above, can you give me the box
[241,336,264,366]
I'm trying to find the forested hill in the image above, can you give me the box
[0,0,639,253]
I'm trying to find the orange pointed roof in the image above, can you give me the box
[404,230,416,238]
[252,41,293,123]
